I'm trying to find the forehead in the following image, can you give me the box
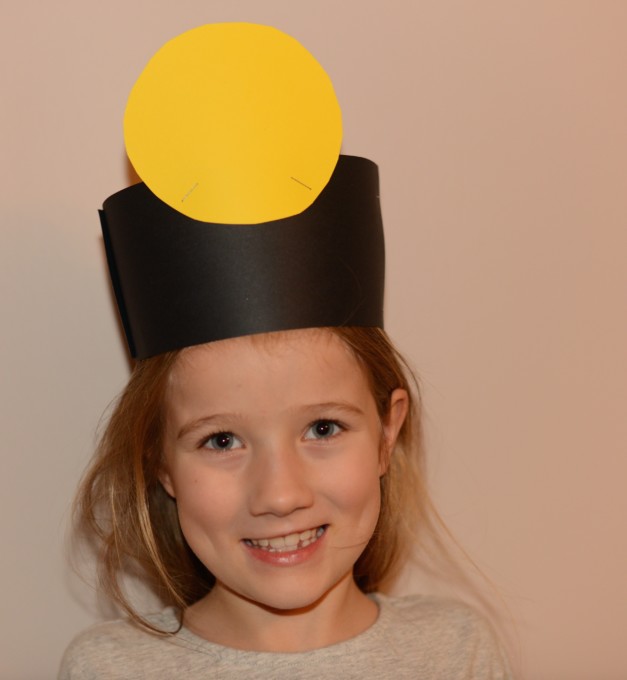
[166,328,370,409]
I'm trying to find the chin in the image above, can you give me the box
[228,570,354,614]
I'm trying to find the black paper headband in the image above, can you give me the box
[100,156,384,359]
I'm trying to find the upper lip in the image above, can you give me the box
[243,525,325,541]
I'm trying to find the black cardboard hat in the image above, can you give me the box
[100,25,385,359]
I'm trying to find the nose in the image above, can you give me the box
[247,441,314,517]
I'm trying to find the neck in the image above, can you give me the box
[184,574,378,652]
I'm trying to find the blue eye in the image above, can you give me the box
[304,420,343,440]
[202,432,243,451]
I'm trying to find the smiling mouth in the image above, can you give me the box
[244,526,327,553]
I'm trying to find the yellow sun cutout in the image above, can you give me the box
[124,23,342,224]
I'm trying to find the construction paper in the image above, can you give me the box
[100,156,384,359]
[124,23,342,224]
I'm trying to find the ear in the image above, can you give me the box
[158,465,176,499]
[379,388,409,475]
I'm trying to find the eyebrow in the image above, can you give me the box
[302,401,365,418]
[176,401,365,441]
[177,414,237,441]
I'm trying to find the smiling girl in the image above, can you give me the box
[147,328,407,650]
[60,23,512,679]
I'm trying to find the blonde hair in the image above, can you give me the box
[75,327,439,630]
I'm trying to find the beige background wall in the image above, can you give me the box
[2,2,626,678]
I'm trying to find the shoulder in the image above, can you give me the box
[58,610,181,679]
[373,594,513,678]
[378,592,489,628]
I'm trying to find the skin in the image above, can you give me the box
[160,328,408,652]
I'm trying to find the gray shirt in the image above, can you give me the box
[59,594,512,678]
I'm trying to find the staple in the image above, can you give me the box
[181,182,199,202]
[290,176,312,190]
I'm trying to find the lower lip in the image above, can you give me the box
[243,527,327,567]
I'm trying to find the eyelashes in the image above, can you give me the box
[197,419,346,452]
[199,431,243,451]
[303,419,344,440]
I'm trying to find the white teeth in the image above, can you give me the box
[269,536,285,549]
[247,526,325,552]
[285,533,300,547]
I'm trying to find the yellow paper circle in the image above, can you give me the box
[124,23,342,224]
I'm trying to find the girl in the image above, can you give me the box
[60,23,512,679]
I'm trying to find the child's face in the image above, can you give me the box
[160,328,406,614]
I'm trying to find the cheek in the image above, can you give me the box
[170,468,242,543]
[327,450,382,524]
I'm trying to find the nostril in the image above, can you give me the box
[247,455,315,517]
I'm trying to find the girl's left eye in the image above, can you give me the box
[304,420,343,440]
[201,431,243,451]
